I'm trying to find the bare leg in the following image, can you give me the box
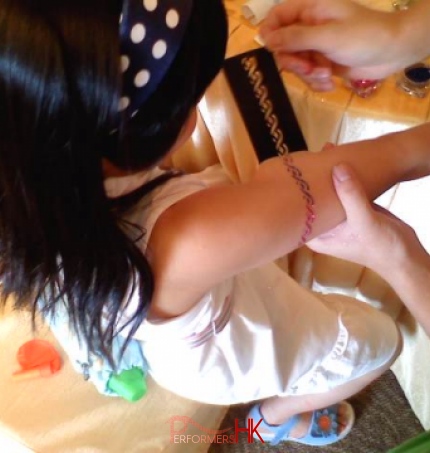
[257,328,402,439]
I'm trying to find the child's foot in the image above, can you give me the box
[246,401,355,446]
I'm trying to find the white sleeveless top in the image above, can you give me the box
[108,165,399,405]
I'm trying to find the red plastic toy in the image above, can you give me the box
[13,339,62,380]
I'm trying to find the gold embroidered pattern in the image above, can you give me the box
[241,56,288,156]
[241,55,315,245]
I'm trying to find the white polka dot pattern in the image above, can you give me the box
[130,23,146,43]
[119,0,193,119]
[118,97,130,111]
[120,55,130,72]
[134,70,150,87]
[166,9,179,28]
[152,40,167,59]
[143,0,158,12]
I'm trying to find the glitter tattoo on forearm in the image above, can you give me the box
[281,155,316,245]
[241,55,316,245]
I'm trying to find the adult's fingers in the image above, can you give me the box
[262,23,334,54]
[332,163,374,225]
[273,51,314,75]
[273,50,335,90]
[261,1,311,35]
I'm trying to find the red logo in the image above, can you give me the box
[234,417,264,443]
[168,415,264,444]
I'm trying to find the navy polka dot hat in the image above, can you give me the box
[119,0,193,119]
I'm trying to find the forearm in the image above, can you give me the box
[373,0,430,74]
[253,123,430,255]
[385,249,430,338]
[398,0,430,67]
[149,124,430,300]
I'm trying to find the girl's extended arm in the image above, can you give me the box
[149,123,430,317]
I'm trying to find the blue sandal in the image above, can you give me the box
[246,401,355,446]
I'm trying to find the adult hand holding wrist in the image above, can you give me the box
[307,163,424,285]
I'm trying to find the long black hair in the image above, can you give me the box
[0,0,227,363]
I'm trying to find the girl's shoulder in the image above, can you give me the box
[106,164,231,247]
[143,164,232,245]
[104,166,165,199]
[149,164,232,207]
[105,164,230,200]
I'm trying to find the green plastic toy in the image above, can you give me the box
[388,431,430,453]
[107,367,147,402]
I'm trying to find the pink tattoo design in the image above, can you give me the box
[282,155,316,245]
